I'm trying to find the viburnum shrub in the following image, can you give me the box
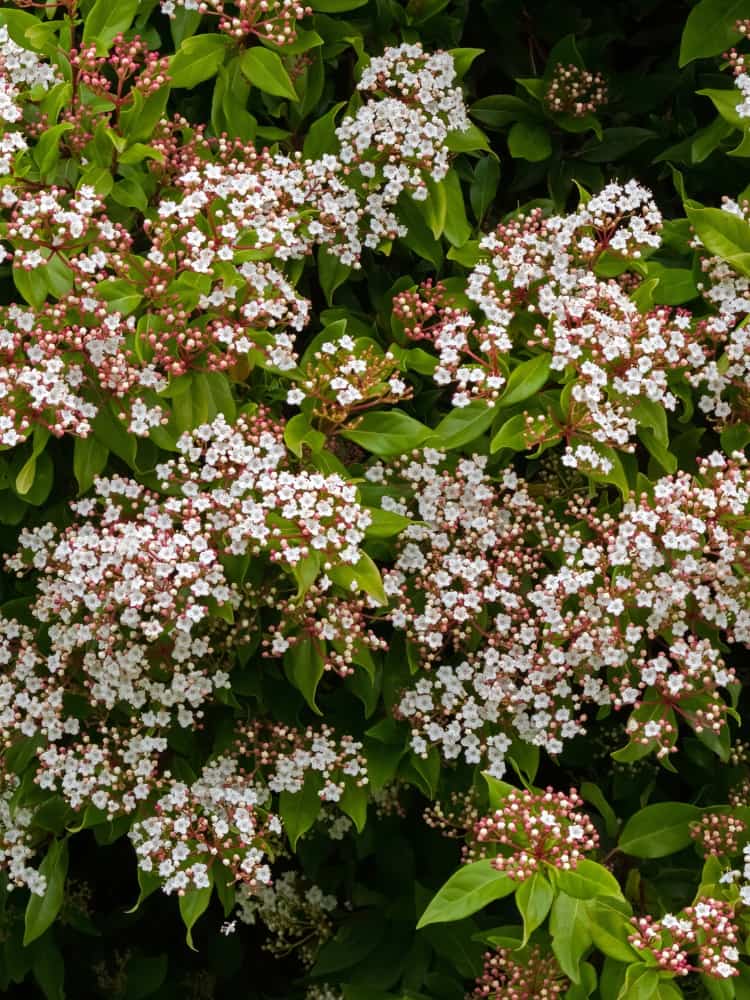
[4,0,750,998]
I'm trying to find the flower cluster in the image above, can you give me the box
[391,183,735,466]
[691,813,747,859]
[628,898,740,979]
[470,788,598,879]
[129,754,281,895]
[339,44,469,201]
[238,721,368,803]
[692,199,750,424]
[0,41,467,456]
[59,35,170,155]
[724,22,750,118]
[36,725,167,817]
[236,870,337,966]
[394,280,507,408]
[0,24,56,126]
[544,63,608,117]
[3,184,131,275]
[262,582,387,678]
[471,946,568,999]
[157,412,371,568]
[7,475,234,727]
[0,774,46,895]
[160,0,312,44]
[390,448,748,769]
[0,616,76,745]
[423,790,479,839]
[286,331,410,431]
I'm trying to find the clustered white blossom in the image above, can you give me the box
[381,448,749,770]
[305,987,343,1000]
[236,870,337,966]
[629,898,740,979]
[159,0,312,46]
[0,775,47,895]
[338,44,470,202]
[4,412,372,733]
[129,754,280,895]
[692,198,750,422]
[0,25,56,125]
[285,329,410,427]
[400,182,750,455]
[240,721,368,804]
[0,42,467,447]
[735,72,750,117]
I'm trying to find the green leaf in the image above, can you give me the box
[447,122,491,154]
[319,246,351,305]
[482,772,517,809]
[554,860,623,901]
[422,177,448,239]
[240,47,298,101]
[364,508,412,538]
[341,411,432,456]
[15,427,50,497]
[82,0,139,52]
[565,962,597,1000]
[471,94,542,130]
[448,47,484,80]
[470,156,500,222]
[441,169,473,247]
[34,123,74,176]
[580,127,657,163]
[170,35,230,89]
[417,860,516,928]
[508,122,552,161]
[126,869,162,915]
[617,963,660,1000]
[279,771,323,849]
[73,436,109,495]
[644,264,698,305]
[618,802,702,858]
[32,935,65,1000]
[550,892,592,983]
[329,551,387,606]
[490,412,558,453]
[574,443,630,498]
[111,178,148,212]
[580,782,618,839]
[679,0,749,65]
[284,636,325,713]
[339,781,368,833]
[514,872,554,944]
[583,900,639,963]
[13,260,47,307]
[310,0,367,9]
[284,413,325,457]
[179,878,213,951]
[700,974,736,1000]
[124,954,168,1000]
[685,203,750,273]
[499,354,551,407]
[433,401,498,449]
[24,839,69,946]
[697,87,749,131]
[92,402,137,469]
[95,278,142,315]
[303,102,346,159]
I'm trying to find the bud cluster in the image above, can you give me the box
[628,898,740,979]
[471,945,568,999]
[471,788,598,879]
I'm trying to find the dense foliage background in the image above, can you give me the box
[2,0,750,998]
